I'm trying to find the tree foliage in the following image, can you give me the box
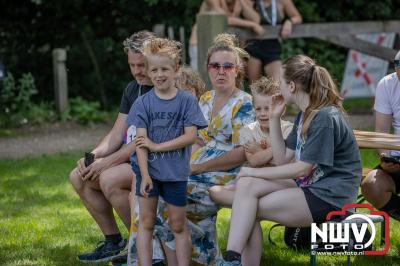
[0,0,399,108]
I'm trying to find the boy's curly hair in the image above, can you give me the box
[176,66,206,99]
[250,76,280,97]
[142,37,182,67]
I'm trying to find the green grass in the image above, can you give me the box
[0,150,399,265]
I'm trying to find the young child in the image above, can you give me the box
[242,76,293,168]
[176,66,206,99]
[218,55,361,265]
[127,37,208,266]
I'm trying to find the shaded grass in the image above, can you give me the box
[0,150,399,265]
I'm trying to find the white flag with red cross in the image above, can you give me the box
[341,33,395,98]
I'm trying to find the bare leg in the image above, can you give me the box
[242,222,263,266]
[161,242,178,266]
[209,184,236,207]
[263,60,282,80]
[247,57,262,83]
[361,169,396,208]
[100,163,134,230]
[226,177,296,253]
[256,188,313,227]
[137,197,158,266]
[167,204,191,266]
[69,168,120,235]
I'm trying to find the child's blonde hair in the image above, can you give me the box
[142,37,182,67]
[176,66,206,99]
[250,76,280,98]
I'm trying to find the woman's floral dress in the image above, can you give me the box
[127,89,255,266]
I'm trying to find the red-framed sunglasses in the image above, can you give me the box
[208,62,236,72]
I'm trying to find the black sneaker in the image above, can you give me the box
[78,239,127,263]
[109,252,127,266]
[152,260,166,266]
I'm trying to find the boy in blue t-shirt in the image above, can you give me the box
[127,38,207,266]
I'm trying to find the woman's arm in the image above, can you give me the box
[237,161,313,180]
[246,147,273,167]
[280,0,302,38]
[269,117,294,164]
[227,16,265,36]
[239,0,261,23]
[282,0,302,24]
[190,146,246,175]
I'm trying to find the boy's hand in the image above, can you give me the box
[135,136,158,152]
[270,93,286,119]
[244,140,263,154]
[140,175,153,197]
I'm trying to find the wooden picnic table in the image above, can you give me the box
[354,130,400,151]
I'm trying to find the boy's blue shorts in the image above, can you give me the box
[135,174,187,207]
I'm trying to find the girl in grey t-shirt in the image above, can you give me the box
[218,55,361,265]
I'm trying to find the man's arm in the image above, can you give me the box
[82,141,136,181]
[375,111,393,155]
[77,113,129,179]
[92,113,129,158]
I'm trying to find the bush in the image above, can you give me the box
[65,97,109,124]
[0,72,56,127]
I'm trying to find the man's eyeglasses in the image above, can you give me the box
[394,60,400,69]
[208,62,236,72]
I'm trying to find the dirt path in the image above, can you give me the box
[0,122,111,159]
[0,114,374,160]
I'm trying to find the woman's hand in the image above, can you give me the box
[135,136,158,152]
[252,23,265,36]
[140,175,153,197]
[280,19,293,39]
[270,93,286,119]
[236,166,254,179]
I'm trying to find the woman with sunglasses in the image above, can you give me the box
[361,50,400,221]
[143,33,255,266]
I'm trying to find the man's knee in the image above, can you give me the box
[69,168,83,191]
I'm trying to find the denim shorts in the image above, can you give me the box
[135,174,187,207]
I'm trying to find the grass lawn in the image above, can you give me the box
[0,150,400,265]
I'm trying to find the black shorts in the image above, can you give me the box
[245,39,282,66]
[302,187,341,223]
[376,164,400,194]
